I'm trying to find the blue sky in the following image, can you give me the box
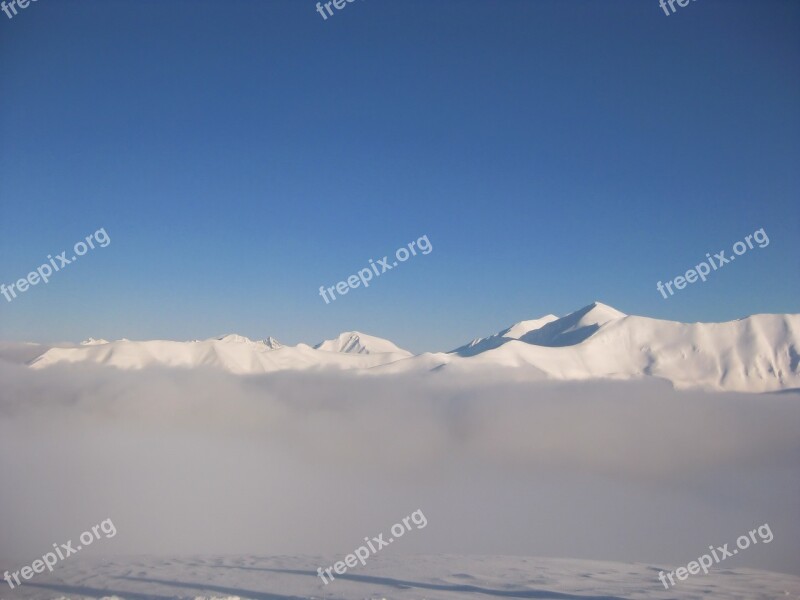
[1,0,798,353]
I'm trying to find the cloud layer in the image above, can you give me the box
[1,362,798,575]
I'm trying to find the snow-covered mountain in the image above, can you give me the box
[16,302,800,392]
[315,331,412,355]
[27,331,410,375]
[386,302,800,392]
[429,302,800,392]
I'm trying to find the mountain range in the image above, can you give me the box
[7,302,799,393]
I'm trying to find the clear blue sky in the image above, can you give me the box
[1,0,798,353]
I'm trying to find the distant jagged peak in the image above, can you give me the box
[260,336,283,349]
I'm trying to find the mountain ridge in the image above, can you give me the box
[14,302,800,392]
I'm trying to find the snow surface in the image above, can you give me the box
[20,302,800,392]
[1,554,798,600]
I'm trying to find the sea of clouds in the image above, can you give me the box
[1,360,798,575]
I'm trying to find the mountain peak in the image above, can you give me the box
[260,336,283,349]
[212,334,254,344]
[314,331,411,355]
[517,302,626,347]
[80,337,109,345]
[582,301,627,318]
